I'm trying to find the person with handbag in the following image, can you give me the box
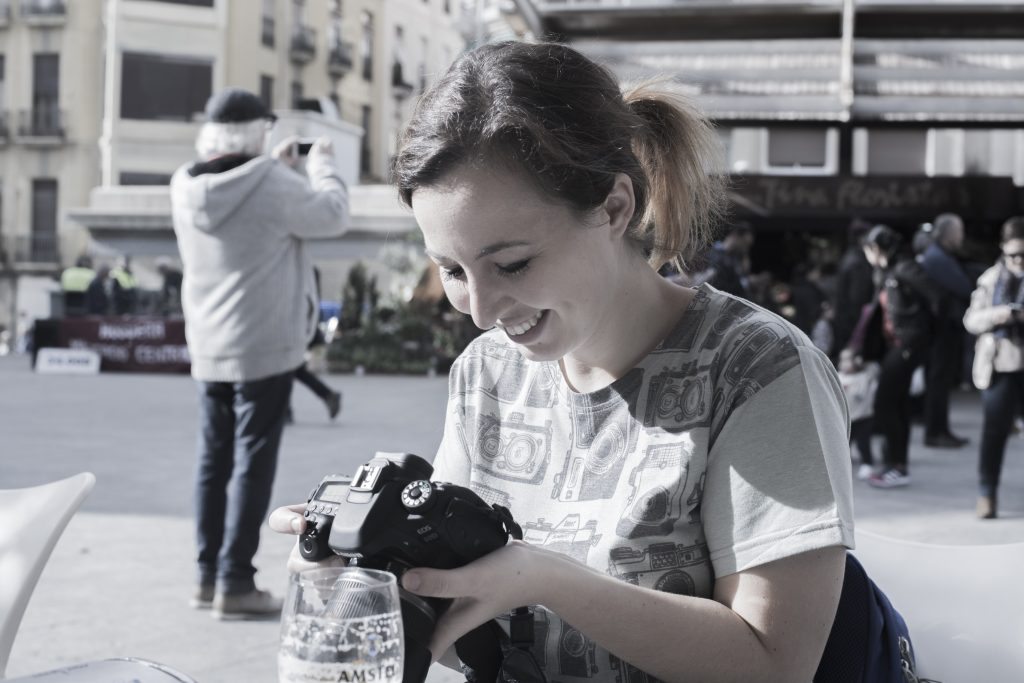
[963,216,1024,519]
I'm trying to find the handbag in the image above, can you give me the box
[972,332,997,390]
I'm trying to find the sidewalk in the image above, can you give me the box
[2,355,1022,681]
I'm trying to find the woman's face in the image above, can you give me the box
[411,164,630,364]
[1003,238,1024,276]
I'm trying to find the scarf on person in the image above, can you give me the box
[991,261,1024,339]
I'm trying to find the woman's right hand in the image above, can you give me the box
[269,503,348,574]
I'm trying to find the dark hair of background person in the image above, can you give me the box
[865,224,902,258]
[392,41,727,273]
[1001,216,1024,243]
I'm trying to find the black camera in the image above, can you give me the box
[299,452,524,683]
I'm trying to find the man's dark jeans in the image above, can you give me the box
[195,370,293,594]
[924,317,963,438]
[979,371,1024,497]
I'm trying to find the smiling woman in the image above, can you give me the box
[272,41,897,683]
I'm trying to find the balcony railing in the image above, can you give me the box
[0,1,12,26]
[21,0,66,24]
[290,25,316,65]
[5,233,60,264]
[18,108,65,140]
[261,15,274,47]
[328,41,354,79]
[391,62,415,100]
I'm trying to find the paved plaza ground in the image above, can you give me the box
[2,354,1022,681]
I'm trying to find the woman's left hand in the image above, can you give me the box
[400,540,555,660]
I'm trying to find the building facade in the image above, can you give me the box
[0,0,468,331]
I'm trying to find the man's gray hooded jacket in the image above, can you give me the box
[171,153,348,382]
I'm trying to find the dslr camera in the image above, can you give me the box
[300,452,526,683]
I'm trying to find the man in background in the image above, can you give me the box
[919,212,974,448]
[171,88,349,619]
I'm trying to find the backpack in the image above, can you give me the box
[815,554,936,683]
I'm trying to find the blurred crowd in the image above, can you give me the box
[678,213,1021,520]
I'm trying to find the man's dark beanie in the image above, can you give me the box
[204,88,276,123]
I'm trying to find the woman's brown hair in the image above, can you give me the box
[392,41,726,272]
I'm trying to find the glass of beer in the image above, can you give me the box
[279,567,404,683]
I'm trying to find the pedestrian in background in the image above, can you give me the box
[863,225,942,488]
[919,212,974,448]
[963,216,1024,519]
[111,255,138,315]
[85,264,112,315]
[171,87,349,619]
[696,222,754,298]
[831,218,875,359]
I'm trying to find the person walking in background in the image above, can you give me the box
[862,225,942,488]
[287,266,342,423]
[919,212,974,448]
[831,219,876,359]
[110,256,138,315]
[838,348,879,480]
[963,217,1024,519]
[171,87,348,619]
[60,255,96,316]
[155,256,184,316]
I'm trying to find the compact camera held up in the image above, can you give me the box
[300,452,532,683]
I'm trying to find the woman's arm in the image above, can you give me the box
[402,542,846,683]
[963,271,1013,335]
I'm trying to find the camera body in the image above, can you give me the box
[299,452,523,683]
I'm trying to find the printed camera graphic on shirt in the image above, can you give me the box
[609,654,653,683]
[552,391,637,502]
[642,366,710,432]
[720,323,797,393]
[522,513,602,564]
[615,443,691,539]
[460,339,560,408]
[558,620,599,678]
[475,412,552,485]
[608,541,708,597]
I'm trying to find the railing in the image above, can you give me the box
[391,62,415,99]
[328,41,354,79]
[18,108,65,139]
[261,14,274,47]
[290,25,316,64]
[21,0,66,20]
[5,233,60,264]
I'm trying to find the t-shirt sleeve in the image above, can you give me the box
[431,356,473,487]
[703,345,855,577]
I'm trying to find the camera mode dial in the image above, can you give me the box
[401,480,435,512]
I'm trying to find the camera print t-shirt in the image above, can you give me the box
[432,283,855,683]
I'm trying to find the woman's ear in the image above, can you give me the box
[602,173,636,239]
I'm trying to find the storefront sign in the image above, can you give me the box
[731,175,1022,221]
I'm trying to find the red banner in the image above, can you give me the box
[35,317,190,374]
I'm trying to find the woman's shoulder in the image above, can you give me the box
[975,263,1001,288]
[678,285,809,360]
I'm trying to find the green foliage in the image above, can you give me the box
[327,261,481,374]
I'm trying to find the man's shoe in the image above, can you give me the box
[189,584,215,609]
[211,588,282,621]
[868,468,911,489]
[924,433,968,449]
[976,495,997,519]
[326,391,342,420]
[856,463,875,481]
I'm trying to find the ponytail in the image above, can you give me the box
[623,81,727,272]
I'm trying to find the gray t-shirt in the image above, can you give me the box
[433,284,854,682]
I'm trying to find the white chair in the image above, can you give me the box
[854,528,1024,683]
[0,473,96,679]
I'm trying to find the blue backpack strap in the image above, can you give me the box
[815,553,920,683]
